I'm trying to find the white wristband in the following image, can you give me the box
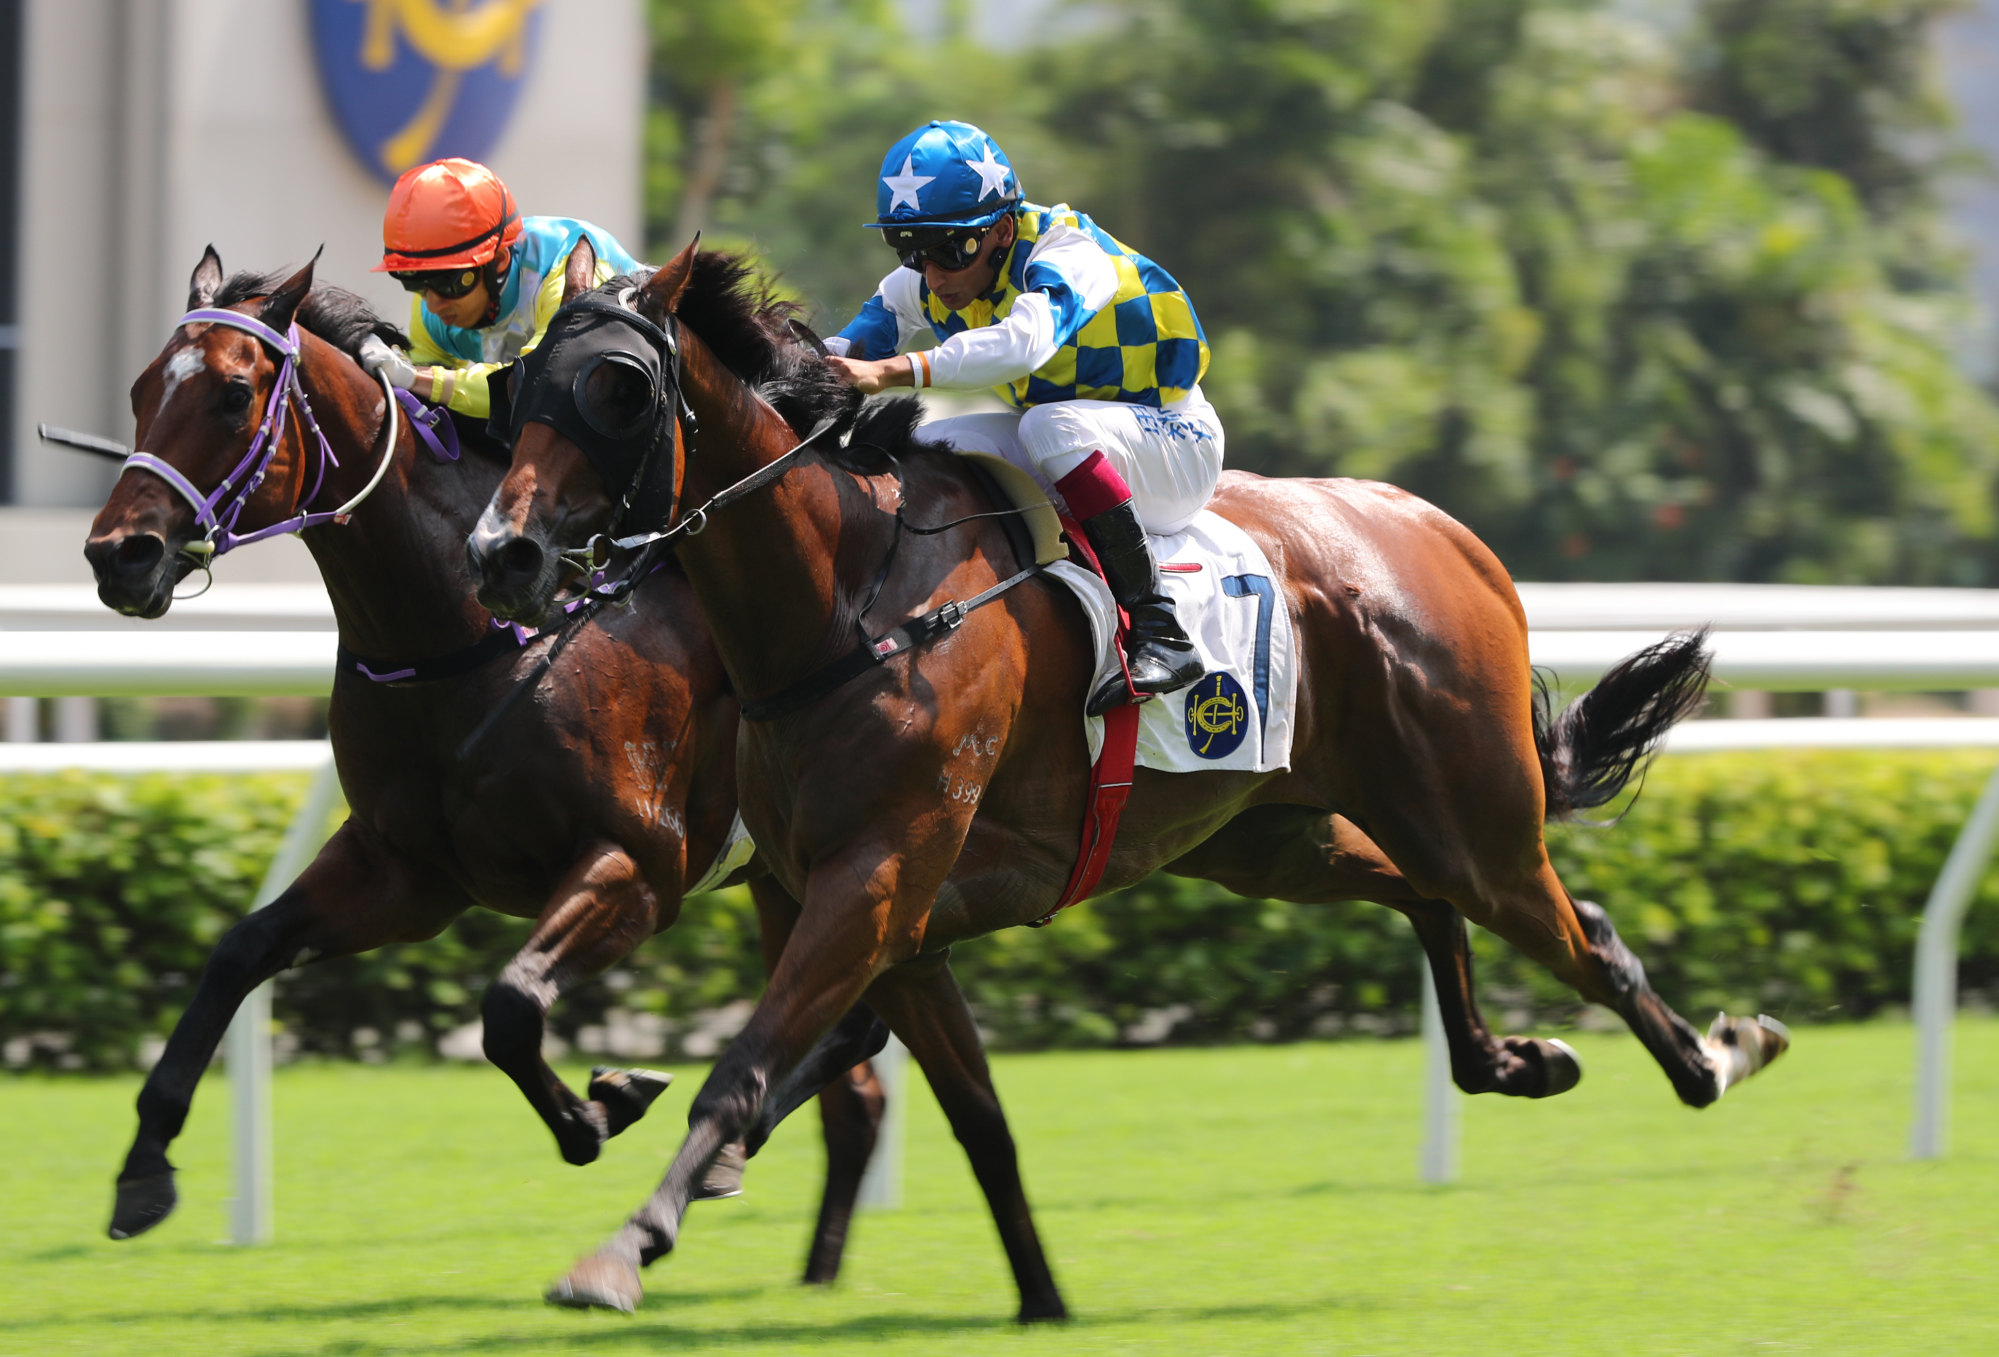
[906,351,931,389]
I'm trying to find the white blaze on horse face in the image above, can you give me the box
[160,348,205,411]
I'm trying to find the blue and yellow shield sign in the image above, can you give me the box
[310,0,544,183]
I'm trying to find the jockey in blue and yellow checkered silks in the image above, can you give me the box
[919,204,1210,411]
[827,119,1220,716]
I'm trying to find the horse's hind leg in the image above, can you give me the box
[1165,806,1579,1098]
[112,821,463,1239]
[480,841,672,1167]
[802,1059,885,1285]
[1333,707,1783,1107]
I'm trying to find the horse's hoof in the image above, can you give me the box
[1703,1012,1791,1099]
[691,1139,746,1201]
[1499,1036,1584,1098]
[546,1250,643,1313]
[108,1172,177,1240]
[1017,1294,1070,1324]
[588,1066,673,1140]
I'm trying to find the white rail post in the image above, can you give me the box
[1419,966,1459,1184]
[226,754,342,1244]
[1911,760,1999,1159]
[856,1034,909,1210]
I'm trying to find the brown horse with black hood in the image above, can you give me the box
[467,240,1789,1321]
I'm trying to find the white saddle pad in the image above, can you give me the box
[1048,510,1298,775]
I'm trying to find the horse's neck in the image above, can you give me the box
[291,341,496,662]
[672,353,873,700]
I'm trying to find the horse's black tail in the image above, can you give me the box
[1534,628,1713,821]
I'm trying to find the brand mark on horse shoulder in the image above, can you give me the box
[936,771,984,805]
[935,728,999,804]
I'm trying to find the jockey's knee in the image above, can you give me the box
[1017,403,1098,473]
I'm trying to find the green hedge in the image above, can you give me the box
[5,751,1999,1070]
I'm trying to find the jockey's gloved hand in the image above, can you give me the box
[358,336,417,390]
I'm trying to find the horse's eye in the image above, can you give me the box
[221,383,252,414]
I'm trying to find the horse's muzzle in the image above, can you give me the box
[84,530,178,618]
[468,514,558,624]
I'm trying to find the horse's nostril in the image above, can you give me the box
[114,535,165,574]
[497,537,543,582]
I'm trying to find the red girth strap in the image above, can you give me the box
[1032,512,1145,925]
[1034,702,1140,925]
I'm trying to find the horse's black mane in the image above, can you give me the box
[608,253,911,448]
[213,270,409,358]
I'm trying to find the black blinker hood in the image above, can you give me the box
[500,292,681,533]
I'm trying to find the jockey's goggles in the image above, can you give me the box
[884,223,994,273]
[393,267,484,299]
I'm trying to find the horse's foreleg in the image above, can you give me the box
[547,843,922,1314]
[735,873,890,1267]
[481,841,669,1167]
[863,953,1069,1322]
[112,821,456,1240]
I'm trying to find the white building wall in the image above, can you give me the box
[12,0,645,508]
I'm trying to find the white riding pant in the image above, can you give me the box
[917,389,1225,535]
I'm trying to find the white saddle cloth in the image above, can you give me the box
[1049,509,1298,775]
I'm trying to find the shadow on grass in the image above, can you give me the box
[124,1296,1367,1355]
[347,1296,1366,1354]
[24,1244,95,1262]
[7,1286,770,1331]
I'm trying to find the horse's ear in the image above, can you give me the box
[561,235,597,304]
[259,245,321,333]
[635,233,699,324]
[188,246,223,310]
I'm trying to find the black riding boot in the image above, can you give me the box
[1081,500,1205,716]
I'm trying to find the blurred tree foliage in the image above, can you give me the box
[646,0,1999,584]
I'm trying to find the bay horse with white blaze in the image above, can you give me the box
[469,241,1789,1320]
[81,245,908,1283]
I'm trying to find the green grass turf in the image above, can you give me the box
[3,1021,1995,1355]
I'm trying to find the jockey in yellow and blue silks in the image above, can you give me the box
[356,158,640,421]
[827,120,1218,716]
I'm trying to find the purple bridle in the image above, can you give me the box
[121,305,457,564]
[120,307,353,560]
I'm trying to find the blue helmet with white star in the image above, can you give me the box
[868,120,1022,230]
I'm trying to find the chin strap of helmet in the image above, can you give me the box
[478,246,512,327]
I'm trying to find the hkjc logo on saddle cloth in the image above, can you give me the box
[1185,672,1249,760]
[311,0,544,183]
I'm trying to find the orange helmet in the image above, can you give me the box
[374,159,523,273]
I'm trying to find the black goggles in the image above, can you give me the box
[393,267,484,299]
[884,224,994,273]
